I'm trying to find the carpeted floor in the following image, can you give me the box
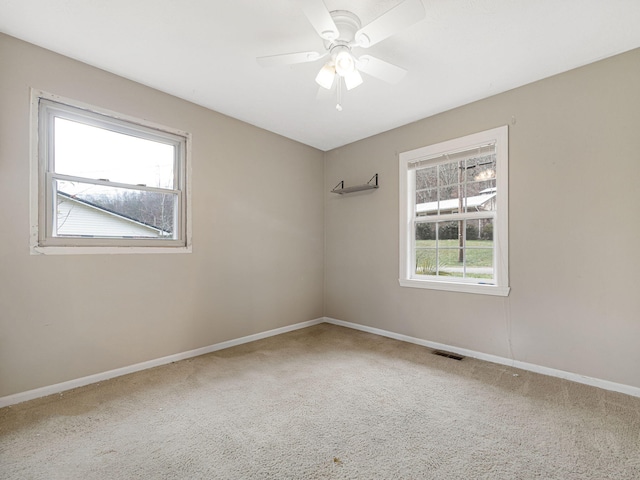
[1,323,639,479]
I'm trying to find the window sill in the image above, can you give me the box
[399,278,510,296]
[31,245,192,255]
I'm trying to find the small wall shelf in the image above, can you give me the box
[331,174,379,195]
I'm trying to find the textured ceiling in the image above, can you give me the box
[1,0,639,151]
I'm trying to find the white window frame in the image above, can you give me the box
[30,90,192,255]
[399,126,509,296]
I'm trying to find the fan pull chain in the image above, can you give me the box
[336,77,343,111]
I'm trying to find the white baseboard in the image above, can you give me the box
[3,316,638,408]
[324,317,640,398]
[0,317,325,408]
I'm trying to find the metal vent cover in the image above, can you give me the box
[432,350,465,361]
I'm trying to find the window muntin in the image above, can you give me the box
[399,126,509,296]
[33,93,190,252]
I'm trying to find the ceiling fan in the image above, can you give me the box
[257,0,426,110]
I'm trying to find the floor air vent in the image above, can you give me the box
[432,350,465,361]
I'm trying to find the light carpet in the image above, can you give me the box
[1,323,639,479]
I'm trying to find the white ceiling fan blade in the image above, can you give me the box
[357,55,407,84]
[257,51,325,67]
[302,0,339,41]
[354,0,425,48]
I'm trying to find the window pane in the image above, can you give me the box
[415,166,438,216]
[415,248,437,276]
[455,219,494,279]
[54,117,175,188]
[467,154,496,182]
[462,154,495,211]
[435,220,461,276]
[438,220,459,241]
[416,187,437,204]
[465,218,494,280]
[414,219,495,281]
[467,179,496,196]
[465,248,494,279]
[415,167,436,191]
[437,185,462,211]
[55,180,176,238]
[478,218,493,241]
[438,161,461,188]
[415,222,436,241]
[473,184,496,213]
[437,162,462,214]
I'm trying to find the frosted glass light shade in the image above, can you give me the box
[344,69,363,90]
[315,63,335,89]
[335,49,355,76]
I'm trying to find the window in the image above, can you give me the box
[31,91,191,254]
[399,126,509,296]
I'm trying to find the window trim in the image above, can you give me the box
[30,89,192,255]
[398,126,509,296]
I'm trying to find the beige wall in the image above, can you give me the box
[2,32,639,399]
[0,34,325,397]
[324,48,640,389]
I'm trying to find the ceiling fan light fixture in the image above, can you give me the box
[344,69,363,90]
[334,47,355,76]
[257,0,425,109]
[315,63,336,90]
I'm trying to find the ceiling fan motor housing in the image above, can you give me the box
[325,11,361,76]
[326,10,361,43]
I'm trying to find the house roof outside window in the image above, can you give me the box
[56,192,169,238]
[416,188,496,216]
